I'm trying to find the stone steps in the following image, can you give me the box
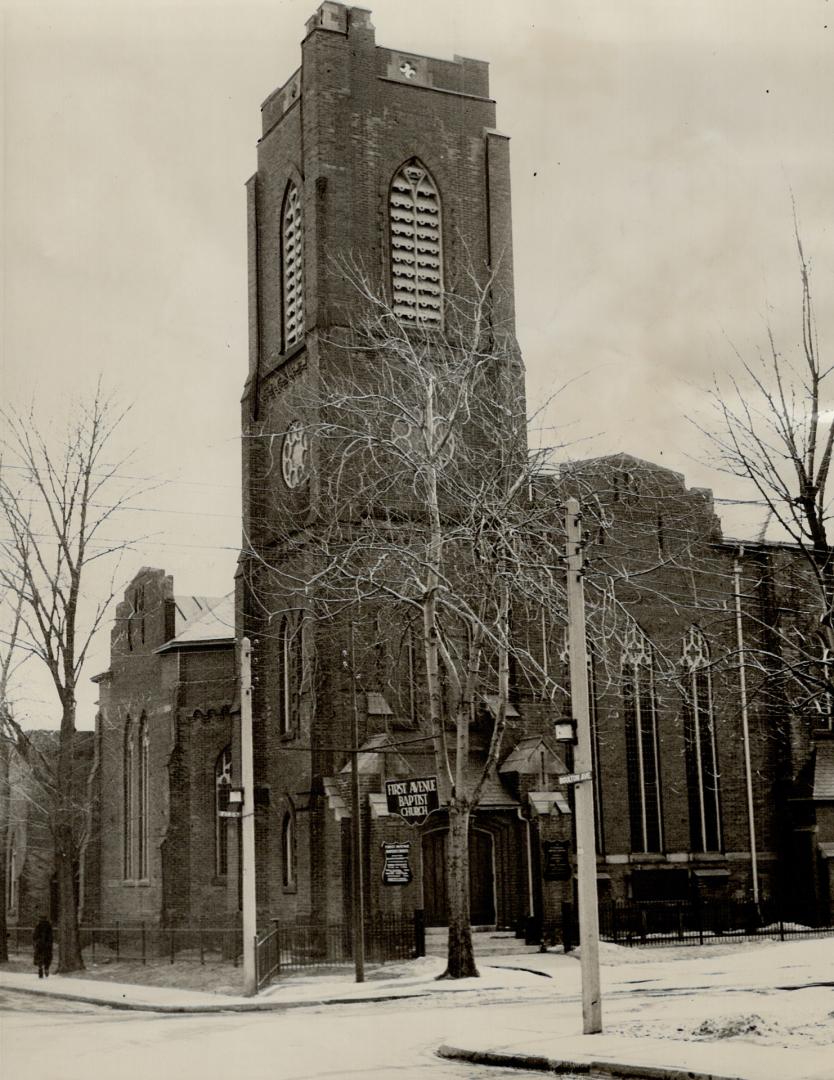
[424,929,542,957]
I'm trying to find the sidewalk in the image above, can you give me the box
[0,954,559,1013]
[438,1032,834,1080]
[438,938,834,1080]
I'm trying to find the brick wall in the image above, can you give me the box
[92,569,237,928]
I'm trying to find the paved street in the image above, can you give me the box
[0,993,564,1080]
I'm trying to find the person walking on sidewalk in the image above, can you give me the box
[33,916,53,978]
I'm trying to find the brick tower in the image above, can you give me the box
[237,4,528,927]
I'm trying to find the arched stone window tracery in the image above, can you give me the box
[622,624,663,853]
[682,627,722,853]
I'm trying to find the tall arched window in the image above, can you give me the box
[389,159,443,325]
[682,627,722,852]
[7,838,18,913]
[215,746,232,877]
[277,614,303,736]
[282,182,305,350]
[282,811,296,888]
[622,624,663,853]
[137,715,149,878]
[123,721,135,879]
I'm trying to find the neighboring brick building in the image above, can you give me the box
[85,568,237,928]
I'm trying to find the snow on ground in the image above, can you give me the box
[3,937,834,1079]
[3,934,834,1053]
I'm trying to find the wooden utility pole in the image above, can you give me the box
[348,623,366,983]
[565,498,602,1034]
[240,636,257,995]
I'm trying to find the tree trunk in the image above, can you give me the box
[55,704,83,973]
[55,823,83,971]
[439,802,478,979]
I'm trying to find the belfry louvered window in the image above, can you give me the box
[389,160,443,324]
[282,183,305,349]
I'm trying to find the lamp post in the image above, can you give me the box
[554,718,577,745]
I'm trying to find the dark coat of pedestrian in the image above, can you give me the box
[33,917,53,977]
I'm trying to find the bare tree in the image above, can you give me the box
[246,263,575,978]
[0,580,30,962]
[0,387,136,972]
[701,226,834,719]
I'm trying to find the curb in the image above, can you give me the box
[437,1044,748,1080]
[0,965,563,1014]
[0,980,448,1014]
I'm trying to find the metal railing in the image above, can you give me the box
[255,911,425,990]
[558,899,834,950]
[5,923,242,965]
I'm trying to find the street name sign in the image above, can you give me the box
[558,770,592,786]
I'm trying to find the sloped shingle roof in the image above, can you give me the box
[156,594,235,652]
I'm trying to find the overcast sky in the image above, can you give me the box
[2,0,833,726]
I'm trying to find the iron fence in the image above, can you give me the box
[5,923,242,965]
[559,899,834,950]
[255,911,424,989]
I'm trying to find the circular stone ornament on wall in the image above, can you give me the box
[281,420,311,489]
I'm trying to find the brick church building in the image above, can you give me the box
[85,569,238,928]
[231,2,834,934]
[82,4,834,939]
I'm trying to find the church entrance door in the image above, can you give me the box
[421,826,496,927]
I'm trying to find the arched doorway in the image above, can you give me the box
[421,826,496,927]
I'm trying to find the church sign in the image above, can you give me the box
[385,776,439,826]
[381,841,412,885]
[542,839,572,882]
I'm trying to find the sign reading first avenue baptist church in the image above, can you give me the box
[384,776,439,826]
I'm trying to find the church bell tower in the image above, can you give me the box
[238,3,523,924]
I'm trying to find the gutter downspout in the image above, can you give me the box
[734,550,760,907]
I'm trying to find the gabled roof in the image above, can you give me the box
[156,594,235,654]
[500,735,567,776]
[173,595,223,632]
